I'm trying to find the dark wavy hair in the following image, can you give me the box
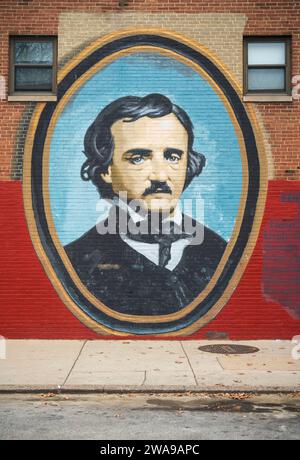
[81,93,206,198]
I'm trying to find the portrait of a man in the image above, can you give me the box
[65,93,227,316]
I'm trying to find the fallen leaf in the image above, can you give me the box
[40,393,56,398]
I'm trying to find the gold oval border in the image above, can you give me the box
[23,28,268,337]
[43,46,249,323]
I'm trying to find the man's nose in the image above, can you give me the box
[149,155,168,182]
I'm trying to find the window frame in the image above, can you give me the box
[243,36,292,100]
[9,35,57,101]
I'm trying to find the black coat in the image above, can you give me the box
[64,218,227,316]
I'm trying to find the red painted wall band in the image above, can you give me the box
[0,180,299,339]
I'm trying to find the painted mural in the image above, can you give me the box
[24,32,267,336]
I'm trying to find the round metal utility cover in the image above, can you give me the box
[198,344,260,355]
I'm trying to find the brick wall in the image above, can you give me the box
[0,0,300,338]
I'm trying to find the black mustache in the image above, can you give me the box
[142,182,172,197]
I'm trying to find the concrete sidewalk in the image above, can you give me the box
[0,340,299,393]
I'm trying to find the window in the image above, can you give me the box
[244,37,292,102]
[9,36,57,101]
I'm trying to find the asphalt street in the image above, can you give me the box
[0,393,299,440]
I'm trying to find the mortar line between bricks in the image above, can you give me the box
[180,341,198,386]
[62,340,87,388]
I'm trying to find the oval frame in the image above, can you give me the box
[23,30,268,336]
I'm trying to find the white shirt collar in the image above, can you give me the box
[114,199,188,271]
[120,235,190,271]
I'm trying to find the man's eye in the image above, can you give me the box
[166,154,181,163]
[128,156,145,165]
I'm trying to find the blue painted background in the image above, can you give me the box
[49,52,243,245]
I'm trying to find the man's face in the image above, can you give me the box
[101,114,189,214]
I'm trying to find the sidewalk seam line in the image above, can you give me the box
[62,340,87,388]
[142,371,147,386]
[217,357,225,370]
[180,341,198,386]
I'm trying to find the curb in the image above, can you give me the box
[0,385,299,395]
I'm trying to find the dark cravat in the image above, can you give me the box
[126,221,192,268]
